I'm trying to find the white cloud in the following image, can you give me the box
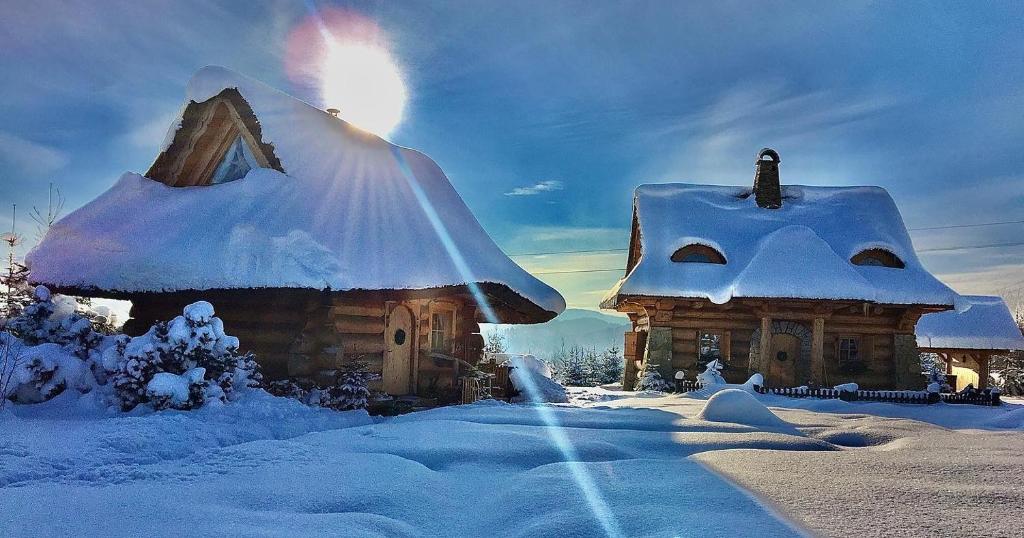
[0,131,69,177]
[504,180,563,196]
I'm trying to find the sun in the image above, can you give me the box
[320,40,407,138]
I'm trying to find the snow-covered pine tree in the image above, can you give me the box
[483,330,507,356]
[634,361,670,391]
[559,345,589,386]
[108,301,262,411]
[319,359,380,410]
[596,346,624,385]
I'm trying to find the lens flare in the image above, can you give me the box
[321,41,407,137]
[286,6,408,138]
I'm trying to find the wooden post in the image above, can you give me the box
[978,352,990,390]
[811,317,824,384]
[759,316,772,374]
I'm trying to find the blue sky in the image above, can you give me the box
[1,1,1022,311]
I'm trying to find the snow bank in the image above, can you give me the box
[916,295,1024,351]
[26,67,565,320]
[504,354,567,403]
[602,183,957,307]
[697,388,791,428]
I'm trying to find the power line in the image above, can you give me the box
[917,241,1024,253]
[510,248,626,257]
[525,241,1024,276]
[907,218,1024,231]
[509,220,1024,258]
[533,268,626,275]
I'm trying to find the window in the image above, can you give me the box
[210,136,258,184]
[851,249,905,269]
[671,244,726,264]
[698,331,723,366]
[838,337,860,365]
[430,310,454,353]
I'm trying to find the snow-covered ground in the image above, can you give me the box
[3,386,1023,537]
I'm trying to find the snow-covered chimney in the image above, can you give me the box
[326,108,340,117]
[753,148,781,209]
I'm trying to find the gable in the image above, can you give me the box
[146,88,283,187]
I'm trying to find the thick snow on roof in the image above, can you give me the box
[916,295,1024,351]
[602,183,958,307]
[27,67,564,317]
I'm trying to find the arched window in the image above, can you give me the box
[851,248,905,269]
[671,244,726,264]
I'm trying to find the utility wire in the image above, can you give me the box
[907,218,1024,231]
[525,241,1024,275]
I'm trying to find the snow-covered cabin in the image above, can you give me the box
[27,67,565,397]
[916,295,1024,390]
[601,149,959,390]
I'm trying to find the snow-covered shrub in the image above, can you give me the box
[146,368,208,411]
[833,382,859,393]
[1,287,114,405]
[316,360,379,411]
[107,301,262,411]
[696,359,726,386]
[634,361,671,392]
[265,364,379,412]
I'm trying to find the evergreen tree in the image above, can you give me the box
[559,345,589,386]
[483,331,507,356]
[319,360,379,410]
[634,361,670,391]
[595,346,624,385]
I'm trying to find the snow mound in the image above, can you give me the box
[505,355,567,404]
[697,389,790,428]
[833,383,859,393]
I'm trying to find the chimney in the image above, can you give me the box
[753,148,782,209]
[326,108,340,117]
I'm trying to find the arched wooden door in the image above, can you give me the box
[383,306,414,395]
[768,333,800,387]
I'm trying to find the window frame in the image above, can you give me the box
[429,305,457,354]
[697,329,730,367]
[671,244,727,264]
[837,336,862,365]
[850,249,905,269]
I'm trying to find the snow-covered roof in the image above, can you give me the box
[27,67,565,320]
[916,295,1024,351]
[601,183,959,308]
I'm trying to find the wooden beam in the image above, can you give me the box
[811,317,825,384]
[759,316,772,368]
[978,352,991,390]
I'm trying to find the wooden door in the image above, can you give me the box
[383,306,413,395]
[768,333,800,387]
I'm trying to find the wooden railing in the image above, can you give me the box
[749,385,1001,406]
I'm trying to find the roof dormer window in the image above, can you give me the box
[210,136,258,184]
[671,244,726,264]
[851,248,905,269]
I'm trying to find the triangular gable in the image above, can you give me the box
[146,88,283,187]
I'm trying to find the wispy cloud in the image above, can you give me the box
[0,131,69,177]
[504,180,563,196]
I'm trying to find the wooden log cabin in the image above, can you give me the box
[27,67,565,397]
[916,295,1024,390]
[601,149,960,390]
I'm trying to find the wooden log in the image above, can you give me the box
[330,304,386,318]
[341,333,386,355]
[333,315,385,335]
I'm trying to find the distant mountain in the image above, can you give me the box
[482,308,631,359]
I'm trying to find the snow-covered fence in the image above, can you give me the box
[752,385,1001,406]
[674,379,706,393]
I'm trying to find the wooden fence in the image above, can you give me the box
[748,385,1001,406]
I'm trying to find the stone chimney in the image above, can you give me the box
[753,148,781,209]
